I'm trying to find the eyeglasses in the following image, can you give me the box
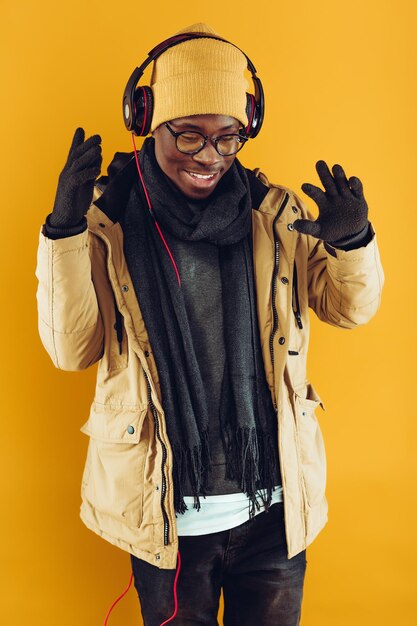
[164,122,248,156]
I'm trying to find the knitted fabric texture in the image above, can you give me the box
[150,22,250,131]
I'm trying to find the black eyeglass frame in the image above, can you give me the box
[163,122,249,156]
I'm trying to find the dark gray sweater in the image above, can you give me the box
[166,233,246,495]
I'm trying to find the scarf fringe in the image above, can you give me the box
[224,427,278,517]
[173,430,211,514]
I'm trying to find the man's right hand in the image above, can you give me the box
[48,127,102,228]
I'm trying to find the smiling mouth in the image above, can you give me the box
[183,170,220,190]
[185,170,219,181]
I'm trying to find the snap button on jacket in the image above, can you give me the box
[35,168,384,569]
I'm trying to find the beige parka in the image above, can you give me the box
[35,166,384,569]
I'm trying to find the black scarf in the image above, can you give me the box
[120,137,280,514]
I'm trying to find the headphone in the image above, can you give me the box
[122,32,265,139]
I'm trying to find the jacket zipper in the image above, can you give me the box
[292,261,303,329]
[143,367,170,546]
[269,192,290,372]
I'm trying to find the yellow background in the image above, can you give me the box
[1,0,416,624]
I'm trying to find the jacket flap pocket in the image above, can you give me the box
[294,382,326,412]
[80,403,148,443]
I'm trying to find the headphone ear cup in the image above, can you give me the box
[132,86,154,136]
[245,93,257,138]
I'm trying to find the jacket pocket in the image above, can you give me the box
[293,383,327,509]
[80,403,149,527]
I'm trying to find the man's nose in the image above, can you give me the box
[192,141,221,167]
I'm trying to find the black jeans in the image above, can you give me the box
[130,502,307,626]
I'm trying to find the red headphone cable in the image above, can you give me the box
[102,551,181,625]
[100,133,182,624]
[131,132,181,287]
[160,550,182,625]
[103,572,133,625]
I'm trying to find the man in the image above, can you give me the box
[35,22,384,626]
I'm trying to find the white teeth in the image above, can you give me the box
[187,171,216,179]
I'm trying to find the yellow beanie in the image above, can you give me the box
[150,23,250,132]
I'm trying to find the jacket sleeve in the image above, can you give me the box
[35,224,105,371]
[291,191,385,329]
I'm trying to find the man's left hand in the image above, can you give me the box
[293,160,369,243]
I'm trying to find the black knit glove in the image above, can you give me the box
[46,127,102,229]
[293,160,369,243]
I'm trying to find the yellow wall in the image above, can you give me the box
[1,0,416,624]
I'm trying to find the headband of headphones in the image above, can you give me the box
[122,32,265,139]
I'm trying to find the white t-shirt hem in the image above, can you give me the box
[176,485,283,536]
